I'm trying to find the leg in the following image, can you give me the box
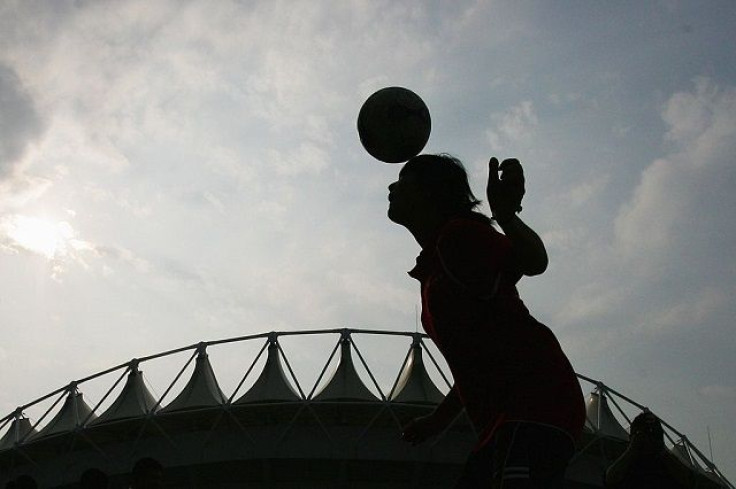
[495,423,575,489]
[453,423,574,489]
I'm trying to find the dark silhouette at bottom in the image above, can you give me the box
[605,411,693,489]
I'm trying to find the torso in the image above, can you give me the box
[409,217,585,447]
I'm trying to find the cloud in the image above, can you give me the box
[486,101,538,152]
[268,142,330,176]
[555,79,736,341]
[555,282,627,325]
[0,63,47,211]
[565,174,611,208]
[0,174,52,213]
[614,79,736,275]
[635,286,730,335]
[0,64,44,176]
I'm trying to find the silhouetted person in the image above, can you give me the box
[605,411,694,489]
[80,468,110,489]
[391,154,584,488]
[130,457,163,489]
[13,476,36,489]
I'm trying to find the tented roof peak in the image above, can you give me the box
[92,366,158,424]
[0,416,37,450]
[584,390,629,440]
[34,389,97,439]
[390,341,444,404]
[235,339,301,404]
[311,336,379,402]
[161,349,226,413]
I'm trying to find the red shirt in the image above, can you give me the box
[409,216,585,447]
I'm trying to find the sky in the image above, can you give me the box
[1,0,735,482]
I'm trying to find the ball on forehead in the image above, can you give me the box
[357,86,431,163]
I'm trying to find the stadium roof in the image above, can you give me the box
[584,390,629,441]
[0,328,732,488]
[234,335,301,404]
[389,336,445,405]
[312,333,379,402]
[92,364,158,424]
[160,346,227,413]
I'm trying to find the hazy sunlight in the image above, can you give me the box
[3,215,75,259]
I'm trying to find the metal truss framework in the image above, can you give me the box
[0,328,732,488]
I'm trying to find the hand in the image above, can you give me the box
[487,157,525,223]
[401,414,445,445]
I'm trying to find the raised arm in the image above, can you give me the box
[487,157,548,276]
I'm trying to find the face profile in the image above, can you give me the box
[387,171,429,226]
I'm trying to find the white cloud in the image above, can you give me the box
[541,227,590,253]
[555,282,627,325]
[635,286,731,335]
[486,101,538,152]
[556,79,736,340]
[0,174,52,213]
[614,79,736,271]
[268,142,330,177]
[565,174,610,208]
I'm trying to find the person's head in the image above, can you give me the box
[388,154,483,230]
[131,457,163,489]
[630,410,665,452]
[80,468,109,489]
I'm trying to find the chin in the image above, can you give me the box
[387,207,403,225]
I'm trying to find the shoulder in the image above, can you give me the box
[438,216,509,249]
[435,216,512,273]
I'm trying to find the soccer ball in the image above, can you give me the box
[357,87,431,163]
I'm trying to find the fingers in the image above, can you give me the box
[499,158,524,185]
[498,158,521,172]
[489,157,500,172]
[488,157,500,185]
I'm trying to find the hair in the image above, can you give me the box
[401,153,487,221]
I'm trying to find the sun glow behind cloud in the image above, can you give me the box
[1,215,76,259]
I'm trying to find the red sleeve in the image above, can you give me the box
[435,219,512,300]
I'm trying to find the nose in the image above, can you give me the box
[388,181,397,192]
